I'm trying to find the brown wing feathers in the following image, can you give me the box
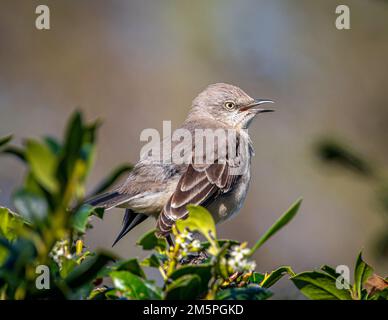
[155,129,242,237]
[156,161,236,236]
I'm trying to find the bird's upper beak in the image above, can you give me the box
[239,99,275,113]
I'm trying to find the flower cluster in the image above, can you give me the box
[226,244,256,273]
[49,239,73,268]
[175,229,202,260]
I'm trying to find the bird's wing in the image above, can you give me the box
[156,138,242,236]
[85,191,131,210]
[87,162,179,210]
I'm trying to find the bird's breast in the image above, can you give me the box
[209,162,251,224]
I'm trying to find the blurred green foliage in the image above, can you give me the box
[0,111,132,299]
[316,137,388,260]
[291,252,388,300]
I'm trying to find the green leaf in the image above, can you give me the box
[372,288,388,300]
[25,139,58,193]
[24,172,44,195]
[250,198,302,256]
[291,271,352,300]
[57,111,83,187]
[354,252,374,299]
[261,266,295,289]
[141,253,166,268]
[249,272,265,285]
[165,274,202,300]
[116,258,146,279]
[44,136,62,155]
[0,238,36,285]
[72,204,94,233]
[319,265,352,291]
[65,251,116,290]
[137,229,166,251]
[320,265,339,279]
[90,164,133,196]
[13,189,48,222]
[89,287,115,300]
[214,243,234,279]
[92,207,105,219]
[176,205,218,254]
[0,146,26,162]
[0,135,12,148]
[316,138,372,176]
[0,207,26,241]
[60,259,78,278]
[169,264,212,295]
[79,143,95,181]
[216,284,272,300]
[83,119,101,145]
[110,271,162,300]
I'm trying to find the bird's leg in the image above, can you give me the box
[166,234,174,247]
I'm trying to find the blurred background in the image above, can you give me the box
[1,0,388,298]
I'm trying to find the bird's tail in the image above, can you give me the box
[112,209,148,246]
[86,193,150,246]
[86,191,129,210]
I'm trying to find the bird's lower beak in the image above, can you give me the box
[240,99,275,113]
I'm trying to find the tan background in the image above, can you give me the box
[1,0,388,298]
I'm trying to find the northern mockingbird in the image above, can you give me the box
[89,83,273,246]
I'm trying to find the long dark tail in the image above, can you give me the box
[86,191,129,210]
[112,209,149,247]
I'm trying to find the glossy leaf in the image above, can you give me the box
[13,189,48,222]
[169,264,212,295]
[25,139,58,193]
[165,274,202,300]
[110,271,162,300]
[137,229,166,251]
[354,252,374,299]
[291,271,352,300]
[141,253,165,268]
[261,266,295,288]
[214,243,233,279]
[116,258,146,279]
[249,272,265,285]
[0,207,26,241]
[320,265,339,279]
[65,251,116,290]
[57,111,83,187]
[72,204,94,233]
[60,259,78,279]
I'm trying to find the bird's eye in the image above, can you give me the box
[224,101,236,110]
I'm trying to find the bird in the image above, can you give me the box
[88,83,274,246]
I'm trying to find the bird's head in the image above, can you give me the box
[190,83,274,129]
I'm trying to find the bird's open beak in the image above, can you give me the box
[240,99,275,113]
